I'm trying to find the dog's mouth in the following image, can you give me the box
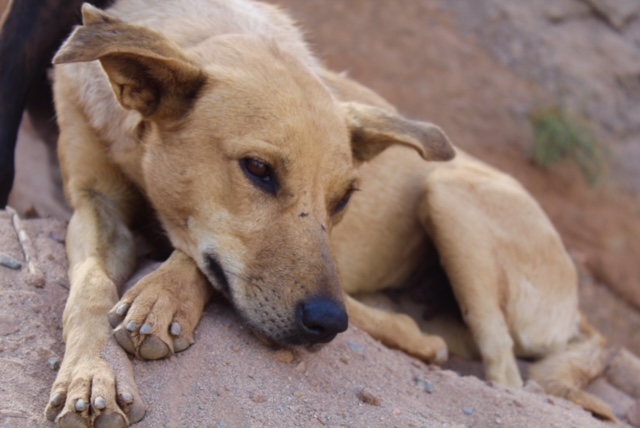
[205,254,231,297]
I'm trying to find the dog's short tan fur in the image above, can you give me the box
[48,1,454,426]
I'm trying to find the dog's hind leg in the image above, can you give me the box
[346,295,448,364]
[451,284,522,387]
[46,100,145,427]
[419,166,523,388]
[108,250,213,360]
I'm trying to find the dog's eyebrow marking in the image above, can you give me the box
[299,212,309,218]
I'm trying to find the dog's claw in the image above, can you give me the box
[170,322,182,336]
[75,399,88,412]
[94,396,107,410]
[435,347,448,365]
[140,323,153,335]
[126,321,138,332]
[116,304,130,316]
[51,392,64,406]
[121,392,133,404]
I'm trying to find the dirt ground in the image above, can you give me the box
[3,0,640,427]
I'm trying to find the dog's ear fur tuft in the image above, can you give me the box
[81,3,117,25]
[53,4,206,121]
[342,102,455,163]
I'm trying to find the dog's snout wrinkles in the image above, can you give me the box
[297,297,348,344]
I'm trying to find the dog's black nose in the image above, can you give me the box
[297,297,348,344]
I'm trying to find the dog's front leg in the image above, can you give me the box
[108,250,213,360]
[46,191,145,427]
[346,295,448,364]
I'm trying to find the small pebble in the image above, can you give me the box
[357,388,382,406]
[48,357,60,371]
[347,341,366,354]
[463,407,474,416]
[414,377,435,393]
[250,393,267,403]
[274,349,295,364]
[49,230,66,244]
[0,255,22,270]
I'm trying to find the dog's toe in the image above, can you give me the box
[139,335,171,360]
[46,392,67,422]
[434,345,448,365]
[57,411,89,428]
[113,325,137,355]
[108,303,131,328]
[94,411,127,428]
[116,391,145,425]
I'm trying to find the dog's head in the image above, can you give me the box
[55,4,454,346]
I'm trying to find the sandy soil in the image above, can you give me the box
[3,0,640,427]
[0,213,619,428]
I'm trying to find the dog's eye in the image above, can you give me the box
[333,189,355,216]
[240,158,279,195]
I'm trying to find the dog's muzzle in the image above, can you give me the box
[296,297,348,344]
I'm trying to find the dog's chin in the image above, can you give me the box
[249,328,334,352]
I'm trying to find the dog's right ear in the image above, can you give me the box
[53,4,206,121]
[341,102,455,164]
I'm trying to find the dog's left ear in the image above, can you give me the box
[341,102,455,163]
[53,4,206,121]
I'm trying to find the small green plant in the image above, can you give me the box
[530,106,604,185]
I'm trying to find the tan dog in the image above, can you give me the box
[47,1,454,426]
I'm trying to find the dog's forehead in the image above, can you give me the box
[189,64,353,156]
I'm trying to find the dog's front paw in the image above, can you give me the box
[108,255,211,360]
[46,338,146,428]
